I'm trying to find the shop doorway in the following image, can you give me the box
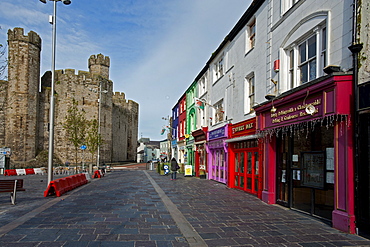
[210,149,227,183]
[356,112,370,237]
[234,149,259,194]
[231,139,260,195]
[276,125,334,220]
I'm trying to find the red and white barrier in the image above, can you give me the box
[4,168,45,176]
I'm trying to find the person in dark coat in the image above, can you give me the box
[170,157,179,180]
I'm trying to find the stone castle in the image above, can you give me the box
[0,28,139,167]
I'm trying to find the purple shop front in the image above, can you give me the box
[206,125,229,184]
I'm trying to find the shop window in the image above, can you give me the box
[276,123,334,220]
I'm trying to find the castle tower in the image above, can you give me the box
[5,28,41,162]
[88,54,110,79]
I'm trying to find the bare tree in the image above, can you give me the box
[0,27,8,81]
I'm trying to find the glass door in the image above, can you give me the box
[245,150,259,194]
[234,148,259,195]
[277,137,290,207]
[234,152,245,190]
[211,149,226,183]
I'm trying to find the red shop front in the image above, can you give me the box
[227,118,262,198]
[192,127,207,178]
[255,74,356,233]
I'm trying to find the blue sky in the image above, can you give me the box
[0,0,252,141]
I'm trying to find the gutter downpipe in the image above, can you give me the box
[348,0,363,235]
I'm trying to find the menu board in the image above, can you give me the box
[301,151,325,189]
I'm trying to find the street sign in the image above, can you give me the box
[80,145,87,150]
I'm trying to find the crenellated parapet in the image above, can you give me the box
[88,54,110,78]
[7,28,41,50]
[112,92,139,113]
[113,92,126,103]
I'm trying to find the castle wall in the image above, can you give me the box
[5,28,41,162]
[0,80,7,146]
[39,69,114,164]
[112,92,139,161]
[4,28,139,167]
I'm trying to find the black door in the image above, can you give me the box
[357,112,370,238]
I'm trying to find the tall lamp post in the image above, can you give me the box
[40,0,72,185]
[89,83,108,168]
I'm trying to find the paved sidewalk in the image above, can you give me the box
[0,170,369,246]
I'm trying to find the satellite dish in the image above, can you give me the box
[305,104,316,115]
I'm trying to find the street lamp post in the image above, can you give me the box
[97,82,102,168]
[40,0,71,185]
[89,83,108,168]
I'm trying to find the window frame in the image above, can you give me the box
[213,100,224,125]
[285,25,327,89]
[249,20,256,49]
[281,0,301,15]
[244,74,255,115]
[246,18,256,53]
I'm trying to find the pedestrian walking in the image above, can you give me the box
[170,157,179,180]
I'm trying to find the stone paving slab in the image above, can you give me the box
[0,170,369,246]
[151,172,370,247]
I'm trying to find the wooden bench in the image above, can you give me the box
[0,179,26,205]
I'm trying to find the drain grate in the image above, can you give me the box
[175,236,187,242]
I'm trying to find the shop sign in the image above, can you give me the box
[265,95,323,128]
[230,118,256,138]
[208,140,224,149]
[209,126,226,140]
[187,139,194,145]
[184,165,192,176]
[194,135,206,142]
[171,140,177,147]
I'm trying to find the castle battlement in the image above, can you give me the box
[88,54,110,78]
[64,69,76,75]
[88,54,110,67]
[8,28,41,49]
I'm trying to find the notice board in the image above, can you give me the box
[301,151,325,189]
